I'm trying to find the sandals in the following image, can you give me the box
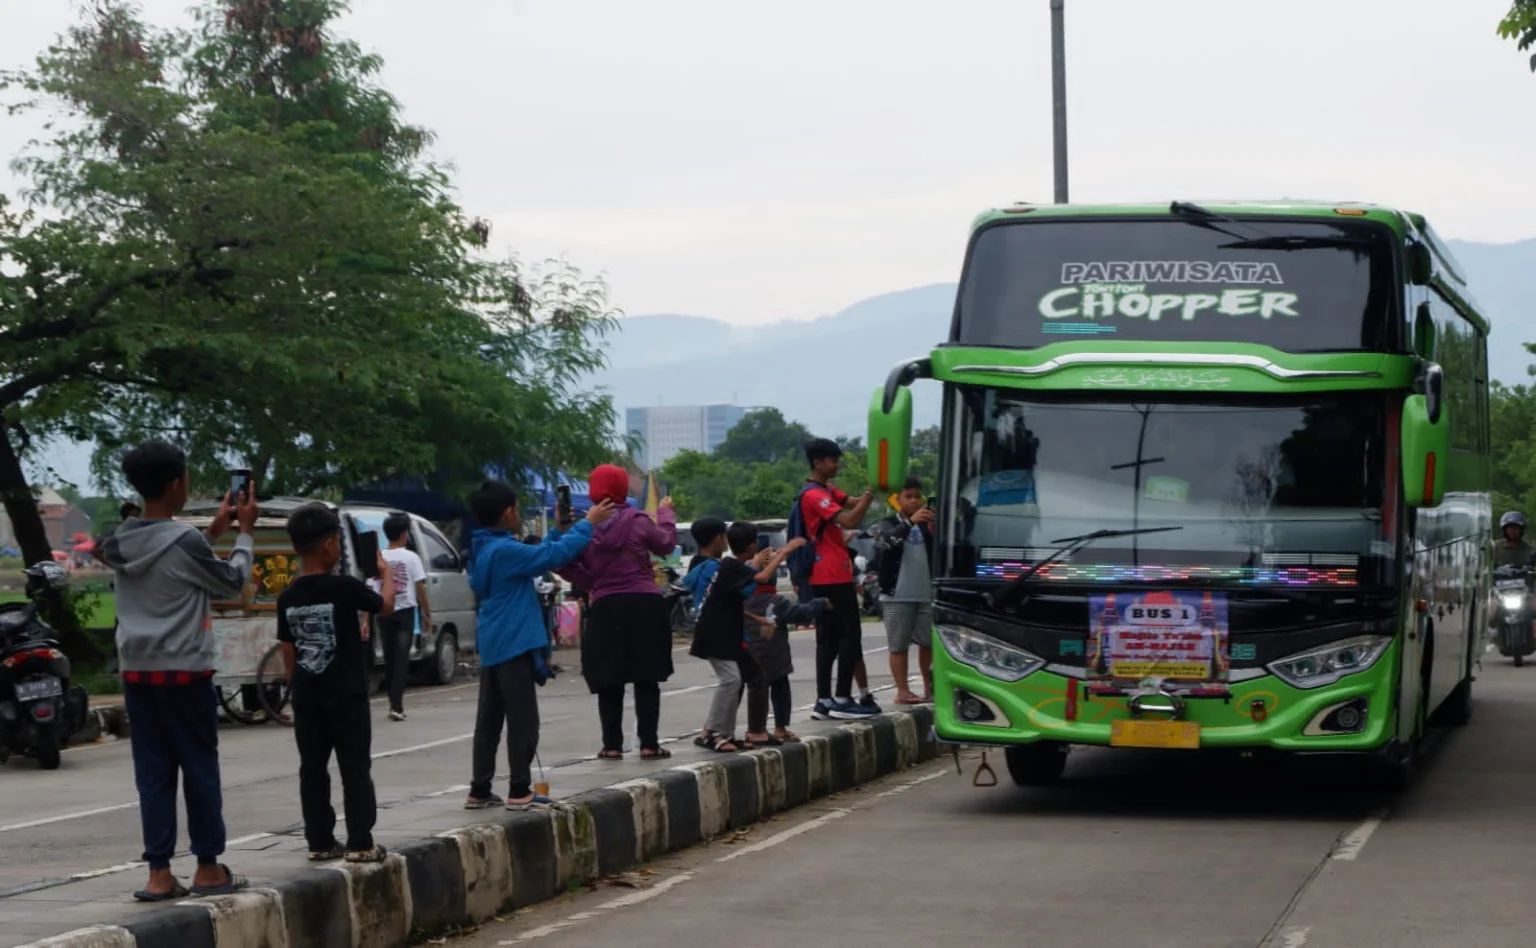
[705,735,740,753]
[597,748,624,760]
[189,864,248,896]
[744,734,782,747]
[639,747,672,760]
[132,883,189,903]
[895,694,926,706]
[344,845,387,864]
[775,730,801,744]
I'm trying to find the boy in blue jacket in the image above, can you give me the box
[465,481,615,810]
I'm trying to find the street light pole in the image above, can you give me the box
[1050,0,1068,203]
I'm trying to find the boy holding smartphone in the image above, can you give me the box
[872,476,936,704]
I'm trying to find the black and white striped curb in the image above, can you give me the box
[20,708,935,948]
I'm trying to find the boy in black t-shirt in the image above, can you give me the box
[277,503,396,863]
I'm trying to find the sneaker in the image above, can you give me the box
[829,698,877,719]
[344,844,387,864]
[464,793,504,810]
[388,709,407,722]
[307,845,344,862]
[810,698,837,720]
[859,694,883,714]
[506,794,554,812]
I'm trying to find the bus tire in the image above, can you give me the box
[1004,743,1068,786]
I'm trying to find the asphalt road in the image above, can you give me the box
[0,624,893,905]
[456,649,1536,948]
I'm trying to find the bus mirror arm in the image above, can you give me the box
[882,359,932,414]
[1420,362,1444,426]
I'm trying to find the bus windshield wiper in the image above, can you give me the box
[1168,201,1264,242]
[1217,235,1373,251]
[986,526,1183,610]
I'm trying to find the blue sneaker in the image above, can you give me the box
[829,698,877,720]
[810,698,836,721]
[859,694,883,714]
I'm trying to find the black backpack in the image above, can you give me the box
[786,482,830,587]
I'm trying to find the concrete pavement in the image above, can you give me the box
[456,651,1536,948]
[0,625,903,946]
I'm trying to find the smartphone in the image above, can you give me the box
[354,530,381,580]
[556,484,573,524]
[927,496,937,509]
[228,468,252,507]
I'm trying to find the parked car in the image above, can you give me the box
[180,497,476,695]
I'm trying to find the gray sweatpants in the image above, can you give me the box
[704,658,743,736]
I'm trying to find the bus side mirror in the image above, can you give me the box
[869,385,913,493]
[1402,381,1448,510]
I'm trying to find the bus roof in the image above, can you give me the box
[970,200,1487,331]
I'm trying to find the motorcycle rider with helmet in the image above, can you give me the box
[1494,511,1535,569]
[1491,511,1536,661]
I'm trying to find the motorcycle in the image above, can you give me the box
[1492,564,1536,666]
[0,563,88,769]
[854,554,882,618]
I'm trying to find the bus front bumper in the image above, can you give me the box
[931,641,1400,753]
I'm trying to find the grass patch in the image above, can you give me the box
[0,590,116,629]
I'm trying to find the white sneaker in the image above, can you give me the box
[388,709,407,722]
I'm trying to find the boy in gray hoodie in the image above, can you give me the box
[100,441,259,901]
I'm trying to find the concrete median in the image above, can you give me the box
[18,707,935,948]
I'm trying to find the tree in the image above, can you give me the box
[714,409,812,466]
[0,0,618,566]
[1500,1,1536,70]
[733,465,800,520]
[658,450,735,520]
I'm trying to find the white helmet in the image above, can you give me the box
[1501,511,1526,531]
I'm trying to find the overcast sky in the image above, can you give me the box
[5,0,1535,329]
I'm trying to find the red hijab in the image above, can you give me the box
[587,464,629,506]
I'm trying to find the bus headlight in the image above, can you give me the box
[937,625,1044,682]
[1267,635,1390,690]
[1501,593,1525,611]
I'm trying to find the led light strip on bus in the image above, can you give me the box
[973,561,1358,587]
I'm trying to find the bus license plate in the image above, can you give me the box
[15,679,62,702]
[1111,719,1200,749]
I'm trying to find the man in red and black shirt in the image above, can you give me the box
[801,438,876,720]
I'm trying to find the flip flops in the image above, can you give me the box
[597,748,624,760]
[744,734,783,747]
[705,735,740,753]
[132,883,189,903]
[189,864,248,897]
[639,747,672,760]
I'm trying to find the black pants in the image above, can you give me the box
[123,679,225,869]
[739,654,770,735]
[770,676,792,729]
[812,583,862,700]
[294,694,375,852]
[597,682,661,752]
[380,607,415,713]
[471,656,539,800]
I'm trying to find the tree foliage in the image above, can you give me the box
[1500,0,1536,71]
[0,1,618,566]
[660,410,941,524]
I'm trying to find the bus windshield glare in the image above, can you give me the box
[948,390,1392,588]
[956,218,1398,351]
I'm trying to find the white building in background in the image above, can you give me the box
[626,404,753,469]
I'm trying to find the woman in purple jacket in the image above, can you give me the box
[556,465,678,760]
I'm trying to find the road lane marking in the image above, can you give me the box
[371,733,473,760]
[874,767,948,798]
[1331,814,1384,861]
[1278,927,1312,947]
[714,808,851,862]
[499,871,698,943]
[0,801,138,834]
[660,684,713,697]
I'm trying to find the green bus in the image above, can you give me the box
[870,201,1490,787]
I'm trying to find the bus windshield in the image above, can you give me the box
[947,390,1393,588]
[955,217,1398,351]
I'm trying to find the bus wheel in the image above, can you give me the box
[1004,743,1068,786]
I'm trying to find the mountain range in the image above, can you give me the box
[594,238,1536,440]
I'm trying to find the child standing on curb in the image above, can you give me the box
[693,524,809,751]
[277,503,396,863]
[465,481,615,811]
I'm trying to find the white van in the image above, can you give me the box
[181,497,476,689]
